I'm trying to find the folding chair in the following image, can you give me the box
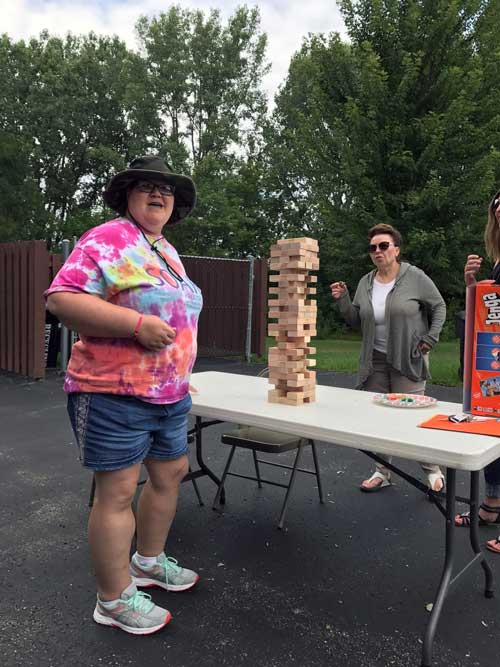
[88,433,203,508]
[212,425,324,529]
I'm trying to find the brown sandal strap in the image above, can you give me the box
[456,512,471,526]
[480,503,500,514]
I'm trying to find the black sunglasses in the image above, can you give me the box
[492,196,500,213]
[135,180,175,196]
[368,241,394,253]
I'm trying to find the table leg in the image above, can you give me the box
[421,468,496,666]
[421,468,456,667]
[190,417,225,501]
[469,471,494,598]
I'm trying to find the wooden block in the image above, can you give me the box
[285,391,304,402]
[277,397,303,406]
[268,356,288,366]
[276,337,310,347]
[276,238,308,246]
[268,371,292,382]
[277,237,318,249]
[267,298,294,306]
[287,378,309,388]
[268,389,286,403]
[270,261,310,271]
[286,302,317,311]
[287,330,316,338]
[284,364,306,373]
[278,273,308,282]
[281,319,316,327]
[285,350,306,360]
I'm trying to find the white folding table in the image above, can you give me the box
[188,371,500,667]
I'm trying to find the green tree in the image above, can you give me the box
[0,31,155,245]
[266,0,500,334]
[137,5,270,256]
[0,131,47,241]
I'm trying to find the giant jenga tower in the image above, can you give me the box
[268,237,319,405]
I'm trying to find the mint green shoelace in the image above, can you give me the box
[127,590,155,613]
[164,556,182,584]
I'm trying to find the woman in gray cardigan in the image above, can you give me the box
[331,223,447,493]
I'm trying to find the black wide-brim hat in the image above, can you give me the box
[103,155,196,224]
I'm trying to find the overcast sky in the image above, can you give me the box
[1,0,347,101]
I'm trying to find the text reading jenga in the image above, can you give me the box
[268,237,319,405]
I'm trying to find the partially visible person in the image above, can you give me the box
[455,189,500,551]
[330,223,446,493]
[46,156,203,633]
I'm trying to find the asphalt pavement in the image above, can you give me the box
[0,359,498,667]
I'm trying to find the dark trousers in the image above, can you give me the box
[485,458,500,498]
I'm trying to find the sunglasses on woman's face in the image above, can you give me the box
[368,241,393,253]
[492,196,500,213]
[135,180,175,196]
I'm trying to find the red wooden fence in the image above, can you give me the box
[183,256,267,357]
[0,241,50,378]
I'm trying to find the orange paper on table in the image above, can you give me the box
[419,414,500,437]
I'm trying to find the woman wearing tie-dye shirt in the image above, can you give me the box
[46,156,202,636]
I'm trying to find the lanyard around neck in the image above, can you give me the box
[134,221,184,283]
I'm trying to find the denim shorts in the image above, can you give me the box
[67,392,192,471]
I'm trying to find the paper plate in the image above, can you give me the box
[373,393,437,408]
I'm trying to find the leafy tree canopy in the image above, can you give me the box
[266,0,500,331]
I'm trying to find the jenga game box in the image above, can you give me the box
[465,281,500,416]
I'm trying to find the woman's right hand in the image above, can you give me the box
[136,314,176,351]
[464,254,482,287]
[330,281,347,299]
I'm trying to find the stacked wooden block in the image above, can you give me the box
[268,237,319,405]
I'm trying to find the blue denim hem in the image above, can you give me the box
[485,483,500,499]
[144,446,190,462]
[82,446,190,472]
[82,451,148,472]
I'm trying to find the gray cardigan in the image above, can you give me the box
[336,262,446,389]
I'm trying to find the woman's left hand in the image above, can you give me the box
[419,341,432,354]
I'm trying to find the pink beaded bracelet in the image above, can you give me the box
[132,315,144,340]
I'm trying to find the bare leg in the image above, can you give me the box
[136,455,189,557]
[361,352,391,490]
[88,464,141,600]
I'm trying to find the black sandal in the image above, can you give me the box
[455,503,500,527]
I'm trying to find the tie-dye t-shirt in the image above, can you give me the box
[46,218,203,404]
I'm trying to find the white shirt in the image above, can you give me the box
[372,278,395,353]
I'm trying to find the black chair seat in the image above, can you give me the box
[221,426,305,454]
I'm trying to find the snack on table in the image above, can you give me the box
[373,393,438,408]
